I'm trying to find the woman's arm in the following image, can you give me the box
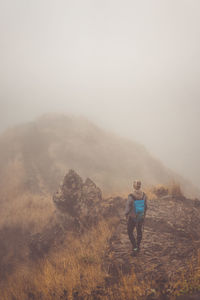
[125,194,134,217]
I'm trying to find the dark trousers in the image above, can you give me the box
[127,217,144,249]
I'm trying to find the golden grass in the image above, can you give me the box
[0,192,55,233]
[166,250,200,299]
[0,156,55,234]
[0,179,199,300]
[3,217,199,300]
[1,213,200,300]
[145,181,184,200]
[1,218,118,300]
[104,271,156,300]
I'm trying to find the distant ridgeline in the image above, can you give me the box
[0,113,199,200]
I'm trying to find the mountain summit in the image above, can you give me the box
[0,113,198,199]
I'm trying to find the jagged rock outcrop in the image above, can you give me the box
[53,169,103,228]
[28,170,123,260]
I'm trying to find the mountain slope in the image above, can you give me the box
[1,169,200,300]
[0,113,198,199]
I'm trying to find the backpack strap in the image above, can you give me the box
[131,192,145,200]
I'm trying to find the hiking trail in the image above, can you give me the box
[106,195,200,289]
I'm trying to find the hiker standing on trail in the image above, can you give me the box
[125,180,147,256]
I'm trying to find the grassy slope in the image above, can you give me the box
[0,184,200,300]
[1,206,200,299]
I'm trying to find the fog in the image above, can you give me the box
[1,0,200,186]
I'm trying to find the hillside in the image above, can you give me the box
[1,169,200,299]
[0,113,198,201]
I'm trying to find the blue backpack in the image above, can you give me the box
[133,194,146,220]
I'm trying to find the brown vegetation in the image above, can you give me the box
[1,216,200,299]
[146,182,184,199]
[0,192,54,233]
[1,219,117,300]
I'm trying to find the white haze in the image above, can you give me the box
[0,0,200,186]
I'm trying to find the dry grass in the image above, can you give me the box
[0,155,55,234]
[1,216,155,300]
[105,271,156,300]
[1,218,118,300]
[145,187,157,201]
[166,250,200,299]
[168,181,184,198]
[0,190,55,283]
[145,181,184,200]
[3,215,199,300]
[0,192,54,233]
[0,178,199,300]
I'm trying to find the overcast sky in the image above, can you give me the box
[1,0,200,186]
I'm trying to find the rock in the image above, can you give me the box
[29,170,123,261]
[53,170,83,216]
[53,169,103,229]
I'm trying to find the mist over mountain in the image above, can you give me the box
[0,113,198,199]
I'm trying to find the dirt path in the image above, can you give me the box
[106,196,200,291]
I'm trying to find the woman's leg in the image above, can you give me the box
[136,219,144,249]
[127,217,137,248]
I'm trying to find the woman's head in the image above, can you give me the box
[133,180,141,190]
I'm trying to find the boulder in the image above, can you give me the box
[53,169,103,228]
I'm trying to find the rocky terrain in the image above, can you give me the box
[1,168,200,299]
[53,169,122,228]
[53,170,200,281]
[33,170,200,298]
[106,194,200,292]
[28,170,123,262]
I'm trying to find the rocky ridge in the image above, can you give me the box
[107,196,200,279]
[29,170,122,260]
[52,170,200,298]
[1,169,200,299]
[53,169,122,230]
